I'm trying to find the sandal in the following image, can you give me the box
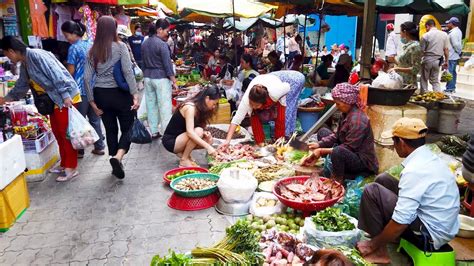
[56,170,79,182]
[49,166,65,174]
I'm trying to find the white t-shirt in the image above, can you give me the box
[231,74,290,125]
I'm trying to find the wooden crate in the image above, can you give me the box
[210,102,231,124]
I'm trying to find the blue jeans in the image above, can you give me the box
[446,60,458,92]
[77,98,105,150]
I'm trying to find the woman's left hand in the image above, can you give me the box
[63,97,73,108]
[131,94,140,110]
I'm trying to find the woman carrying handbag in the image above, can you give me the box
[84,16,140,179]
[0,36,81,182]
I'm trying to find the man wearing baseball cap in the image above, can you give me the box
[445,17,463,93]
[385,23,399,65]
[356,118,460,264]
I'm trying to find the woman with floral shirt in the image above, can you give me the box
[389,22,422,88]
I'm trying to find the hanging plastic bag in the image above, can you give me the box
[137,93,147,121]
[440,70,453,83]
[67,106,99,150]
[217,167,258,203]
[249,192,284,217]
[129,115,152,144]
[333,176,365,218]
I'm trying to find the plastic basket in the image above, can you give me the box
[170,173,220,198]
[273,176,345,216]
[167,192,220,211]
[22,130,55,153]
[163,167,209,184]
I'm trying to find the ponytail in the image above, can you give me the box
[61,20,86,37]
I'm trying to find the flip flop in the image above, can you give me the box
[49,167,65,174]
[110,158,125,179]
[56,170,79,182]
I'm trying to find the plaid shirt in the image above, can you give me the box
[318,107,379,174]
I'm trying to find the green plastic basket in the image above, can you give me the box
[170,173,220,198]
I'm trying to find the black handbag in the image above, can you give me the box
[30,85,55,116]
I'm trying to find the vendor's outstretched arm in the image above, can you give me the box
[223,123,238,146]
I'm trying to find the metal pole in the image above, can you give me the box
[315,13,323,66]
[360,0,376,80]
[283,12,286,64]
[232,0,238,69]
[302,13,307,71]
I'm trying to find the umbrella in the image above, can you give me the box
[351,0,470,15]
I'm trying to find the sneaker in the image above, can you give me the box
[91,149,105,155]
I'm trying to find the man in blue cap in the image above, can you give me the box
[445,17,463,93]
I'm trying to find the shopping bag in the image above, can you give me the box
[67,106,99,150]
[129,116,152,144]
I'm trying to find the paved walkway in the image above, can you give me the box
[1,100,473,265]
[0,142,227,265]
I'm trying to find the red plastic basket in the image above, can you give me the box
[273,176,345,216]
[163,167,209,184]
[167,192,220,211]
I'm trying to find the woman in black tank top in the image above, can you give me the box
[162,86,220,167]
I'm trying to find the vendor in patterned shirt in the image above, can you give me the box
[302,83,379,181]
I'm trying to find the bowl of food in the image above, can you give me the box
[273,176,345,215]
[457,214,474,238]
[170,173,220,198]
[163,167,209,184]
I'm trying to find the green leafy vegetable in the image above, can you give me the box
[312,208,356,232]
[208,159,247,174]
[335,246,372,266]
[150,250,191,266]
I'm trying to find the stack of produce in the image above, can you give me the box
[246,213,305,234]
[254,164,295,183]
[174,178,216,191]
[191,219,263,264]
[436,134,470,157]
[260,229,317,265]
[410,91,447,102]
[166,169,200,181]
[207,126,244,139]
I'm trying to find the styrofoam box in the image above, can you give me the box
[24,140,59,183]
[0,135,26,190]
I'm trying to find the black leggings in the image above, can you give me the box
[94,87,134,156]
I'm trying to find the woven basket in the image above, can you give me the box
[170,173,220,198]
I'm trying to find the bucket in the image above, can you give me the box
[437,109,462,134]
[298,111,321,132]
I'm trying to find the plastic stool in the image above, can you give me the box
[397,238,455,266]
[462,187,474,217]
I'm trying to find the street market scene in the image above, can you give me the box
[1,0,474,265]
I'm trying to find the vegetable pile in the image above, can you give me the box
[277,176,344,203]
[441,71,453,82]
[436,134,470,157]
[166,169,200,181]
[246,212,305,234]
[191,219,263,264]
[174,178,216,191]
[260,229,317,265]
[411,91,447,102]
[335,246,372,266]
[209,160,256,174]
[312,208,356,232]
[254,164,295,182]
[207,126,243,139]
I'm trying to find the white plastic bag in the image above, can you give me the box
[371,71,403,90]
[217,167,258,203]
[464,55,474,70]
[67,106,99,150]
[249,192,284,217]
[137,92,147,121]
[303,216,361,248]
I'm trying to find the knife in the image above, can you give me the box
[289,138,310,151]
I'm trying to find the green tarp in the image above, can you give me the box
[351,0,470,15]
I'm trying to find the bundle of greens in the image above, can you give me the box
[191,219,263,264]
[208,159,247,174]
[150,250,191,266]
[312,208,356,232]
[436,135,469,157]
[335,246,372,266]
